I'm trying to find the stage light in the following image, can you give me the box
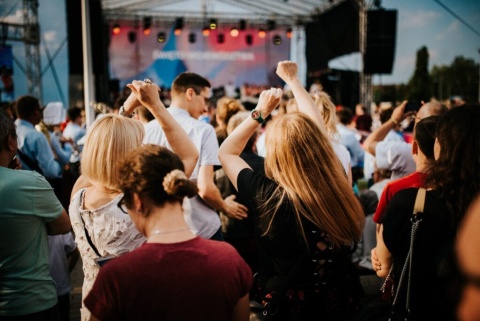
[239,19,246,31]
[267,20,276,31]
[209,18,218,30]
[174,17,184,36]
[157,32,166,43]
[128,31,136,43]
[202,26,210,37]
[286,27,293,39]
[230,27,239,37]
[245,34,253,46]
[143,17,152,35]
[112,23,121,35]
[273,34,282,45]
[258,28,266,38]
[188,33,197,43]
[217,33,225,44]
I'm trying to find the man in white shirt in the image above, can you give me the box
[133,74,248,240]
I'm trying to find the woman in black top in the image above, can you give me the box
[219,61,365,320]
[375,105,480,320]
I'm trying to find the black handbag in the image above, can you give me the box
[388,188,426,321]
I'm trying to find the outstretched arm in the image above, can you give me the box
[127,80,199,178]
[276,61,326,135]
[219,88,282,190]
[363,101,410,156]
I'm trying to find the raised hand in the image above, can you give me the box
[256,88,283,117]
[126,80,163,113]
[276,60,298,83]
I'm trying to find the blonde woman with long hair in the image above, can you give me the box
[219,61,364,320]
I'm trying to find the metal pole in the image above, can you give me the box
[478,49,480,103]
[359,0,372,110]
[81,0,96,128]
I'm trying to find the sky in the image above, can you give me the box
[0,0,479,105]
[330,0,480,85]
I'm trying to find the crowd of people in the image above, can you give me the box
[1,60,480,321]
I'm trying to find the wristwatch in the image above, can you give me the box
[251,109,264,124]
[119,105,133,118]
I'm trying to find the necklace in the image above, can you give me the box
[148,228,191,238]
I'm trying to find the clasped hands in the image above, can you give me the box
[123,79,163,114]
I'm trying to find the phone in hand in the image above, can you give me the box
[94,254,117,268]
[404,102,421,113]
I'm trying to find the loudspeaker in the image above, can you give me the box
[364,10,397,74]
[306,0,359,73]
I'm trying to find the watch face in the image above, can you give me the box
[252,110,260,119]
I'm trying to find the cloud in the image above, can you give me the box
[43,30,58,43]
[435,21,460,41]
[1,9,23,24]
[399,10,441,29]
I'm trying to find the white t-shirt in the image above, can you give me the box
[143,107,222,239]
[375,141,416,180]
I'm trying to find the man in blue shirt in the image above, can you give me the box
[14,95,62,179]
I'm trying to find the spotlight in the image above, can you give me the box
[143,17,152,35]
[258,28,266,38]
[157,31,166,43]
[230,27,239,37]
[286,27,293,39]
[273,34,282,45]
[128,31,136,43]
[188,33,197,43]
[202,26,210,37]
[209,18,218,30]
[112,23,121,35]
[245,34,253,46]
[267,20,276,31]
[174,17,184,36]
[239,19,247,31]
[217,33,225,44]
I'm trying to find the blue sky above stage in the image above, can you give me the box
[1,0,479,106]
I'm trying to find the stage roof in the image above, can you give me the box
[100,0,346,26]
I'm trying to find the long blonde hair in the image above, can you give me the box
[286,92,339,140]
[313,91,339,140]
[263,112,363,248]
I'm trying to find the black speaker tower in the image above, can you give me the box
[364,10,397,74]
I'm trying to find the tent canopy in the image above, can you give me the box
[100,0,340,26]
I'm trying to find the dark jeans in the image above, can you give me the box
[0,304,60,321]
[57,294,70,321]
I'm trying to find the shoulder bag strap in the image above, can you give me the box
[390,188,426,319]
[78,190,102,258]
[16,148,44,175]
[79,213,102,257]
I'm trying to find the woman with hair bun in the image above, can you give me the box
[84,144,253,321]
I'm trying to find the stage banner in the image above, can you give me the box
[108,24,290,89]
[0,45,14,102]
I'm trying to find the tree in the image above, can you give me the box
[407,46,432,103]
[431,56,479,103]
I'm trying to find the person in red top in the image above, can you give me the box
[373,115,441,224]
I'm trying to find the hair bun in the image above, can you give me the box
[163,169,188,195]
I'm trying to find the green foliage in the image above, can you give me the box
[431,56,479,103]
[406,46,432,102]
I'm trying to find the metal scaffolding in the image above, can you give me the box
[0,0,41,100]
[23,0,42,100]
